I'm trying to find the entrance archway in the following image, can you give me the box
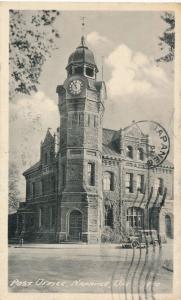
[165,214,173,238]
[69,210,82,241]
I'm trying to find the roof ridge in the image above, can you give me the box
[103,128,117,132]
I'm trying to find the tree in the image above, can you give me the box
[9,162,22,213]
[157,12,175,63]
[9,10,60,99]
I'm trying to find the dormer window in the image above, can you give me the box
[126,146,133,159]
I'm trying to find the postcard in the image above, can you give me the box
[0,2,181,300]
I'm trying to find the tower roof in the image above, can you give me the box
[42,128,54,145]
[66,36,98,71]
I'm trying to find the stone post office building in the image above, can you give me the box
[16,36,174,243]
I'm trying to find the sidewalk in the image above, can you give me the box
[9,242,120,249]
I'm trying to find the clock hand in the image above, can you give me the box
[72,82,77,89]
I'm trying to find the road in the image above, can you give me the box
[8,242,173,294]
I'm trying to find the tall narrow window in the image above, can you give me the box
[78,112,81,126]
[125,173,134,193]
[88,114,91,127]
[62,165,66,186]
[105,205,113,228]
[26,181,30,198]
[49,207,55,228]
[103,172,114,191]
[137,174,144,193]
[44,152,48,164]
[41,179,44,195]
[137,148,144,161]
[94,115,97,128]
[39,208,42,227]
[32,182,36,198]
[87,163,95,186]
[154,178,164,195]
[51,175,56,192]
[126,146,133,159]
[52,206,56,227]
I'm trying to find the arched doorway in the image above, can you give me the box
[165,214,173,238]
[69,210,82,241]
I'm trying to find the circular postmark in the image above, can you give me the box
[129,120,170,168]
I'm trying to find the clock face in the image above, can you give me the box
[68,79,84,95]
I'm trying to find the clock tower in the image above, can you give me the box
[56,36,107,243]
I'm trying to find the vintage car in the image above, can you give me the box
[121,229,160,248]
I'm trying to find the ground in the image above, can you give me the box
[8,240,173,294]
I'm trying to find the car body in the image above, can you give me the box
[121,229,160,248]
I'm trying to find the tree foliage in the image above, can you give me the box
[157,12,175,63]
[9,10,60,99]
[9,162,22,213]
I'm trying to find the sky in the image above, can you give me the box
[9,10,174,199]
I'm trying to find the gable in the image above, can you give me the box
[123,124,146,138]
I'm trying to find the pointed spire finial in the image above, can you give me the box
[81,16,86,36]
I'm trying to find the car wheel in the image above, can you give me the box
[131,241,140,248]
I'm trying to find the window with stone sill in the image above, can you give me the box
[32,182,36,198]
[137,148,144,161]
[127,207,144,229]
[50,206,56,227]
[105,205,113,228]
[125,173,134,193]
[62,165,66,186]
[103,172,114,191]
[137,174,144,193]
[126,146,133,159]
[87,162,95,186]
[154,178,164,195]
[87,114,91,127]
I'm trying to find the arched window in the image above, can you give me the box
[127,207,144,229]
[103,172,114,191]
[105,205,113,228]
[126,146,133,159]
[137,148,144,161]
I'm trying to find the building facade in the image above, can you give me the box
[16,36,174,243]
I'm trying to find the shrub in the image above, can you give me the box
[101,226,122,243]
